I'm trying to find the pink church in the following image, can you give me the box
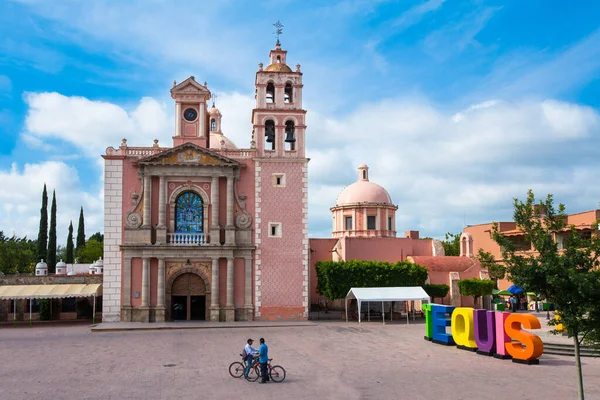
[102,42,308,322]
[309,164,488,308]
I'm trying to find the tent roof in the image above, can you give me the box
[0,284,102,300]
[345,286,430,302]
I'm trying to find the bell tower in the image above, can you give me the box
[251,32,310,320]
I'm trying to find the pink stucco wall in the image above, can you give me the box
[130,257,142,308]
[257,161,306,317]
[341,237,433,262]
[308,238,338,304]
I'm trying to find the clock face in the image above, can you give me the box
[183,108,198,122]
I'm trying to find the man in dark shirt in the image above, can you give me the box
[258,337,269,383]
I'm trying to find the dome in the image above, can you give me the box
[335,164,393,205]
[265,63,293,73]
[56,260,66,268]
[209,133,238,150]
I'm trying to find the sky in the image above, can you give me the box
[1,0,600,244]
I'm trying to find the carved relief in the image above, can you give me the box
[125,183,143,228]
[166,261,212,288]
[233,183,252,229]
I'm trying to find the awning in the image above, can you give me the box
[345,287,430,324]
[346,286,430,302]
[0,284,102,300]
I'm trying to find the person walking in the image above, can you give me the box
[258,337,269,384]
[243,338,258,378]
[509,296,516,312]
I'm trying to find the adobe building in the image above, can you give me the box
[101,41,309,322]
[309,165,487,308]
[462,208,600,290]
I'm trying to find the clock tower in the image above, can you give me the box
[170,77,212,148]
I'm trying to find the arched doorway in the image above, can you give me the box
[171,273,207,321]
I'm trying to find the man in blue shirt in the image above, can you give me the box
[258,337,269,383]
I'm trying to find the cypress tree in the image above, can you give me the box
[66,221,74,263]
[47,190,57,273]
[76,206,85,254]
[36,184,48,263]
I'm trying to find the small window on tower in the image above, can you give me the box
[367,216,376,230]
[210,118,216,131]
[265,120,275,151]
[388,217,392,231]
[362,170,366,179]
[268,222,282,238]
[345,216,353,230]
[277,55,281,63]
[284,83,293,103]
[272,173,286,187]
[284,120,296,151]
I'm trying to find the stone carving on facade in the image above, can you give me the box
[233,180,252,229]
[166,261,212,287]
[125,184,143,228]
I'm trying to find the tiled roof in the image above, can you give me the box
[408,256,480,272]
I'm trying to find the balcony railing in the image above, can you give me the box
[167,233,208,245]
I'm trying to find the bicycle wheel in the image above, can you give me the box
[245,365,260,382]
[228,362,245,378]
[269,365,286,382]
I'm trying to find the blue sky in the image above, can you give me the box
[1,0,600,243]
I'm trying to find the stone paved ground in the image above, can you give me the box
[1,321,599,400]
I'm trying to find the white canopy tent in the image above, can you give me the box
[345,287,431,324]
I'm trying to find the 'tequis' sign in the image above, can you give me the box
[422,304,544,364]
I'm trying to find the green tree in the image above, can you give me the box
[36,184,48,263]
[316,260,428,301]
[457,278,495,309]
[491,190,600,400]
[0,232,37,274]
[65,221,74,263]
[441,232,461,256]
[89,232,104,242]
[76,206,86,256]
[475,249,506,289]
[47,190,57,273]
[423,284,450,304]
[77,238,103,264]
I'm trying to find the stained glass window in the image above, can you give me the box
[175,192,204,233]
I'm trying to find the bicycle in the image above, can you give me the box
[228,353,250,378]
[244,356,286,383]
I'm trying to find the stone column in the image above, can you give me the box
[199,102,206,138]
[142,173,152,227]
[225,175,236,245]
[140,257,150,322]
[156,175,167,244]
[210,175,220,245]
[156,258,166,322]
[175,103,181,137]
[225,257,235,322]
[244,257,253,321]
[210,257,220,321]
[122,257,132,321]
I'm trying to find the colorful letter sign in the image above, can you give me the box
[423,305,544,364]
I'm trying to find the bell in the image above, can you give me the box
[266,132,275,143]
[285,131,296,143]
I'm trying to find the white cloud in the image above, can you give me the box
[24,92,171,155]
[0,162,103,244]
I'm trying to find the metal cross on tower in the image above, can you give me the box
[273,20,284,44]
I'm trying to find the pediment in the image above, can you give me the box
[137,142,239,166]
[171,77,211,99]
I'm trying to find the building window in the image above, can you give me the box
[272,173,286,187]
[266,82,275,103]
[61,298,77,313]
[26,299,40,313]
[367,216,376,230]
[284,120,296,151]
[268,222,282,238]
[265,120,275,151]
[388,217,392,231]
[580,230,592,240]
[175,192,204,233]
[284,83,293,103]
[345,216,352,230]
[210,118,216,131]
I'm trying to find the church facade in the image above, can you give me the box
[101,42,309,322]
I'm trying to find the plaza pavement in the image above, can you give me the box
[1,320,599,400]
